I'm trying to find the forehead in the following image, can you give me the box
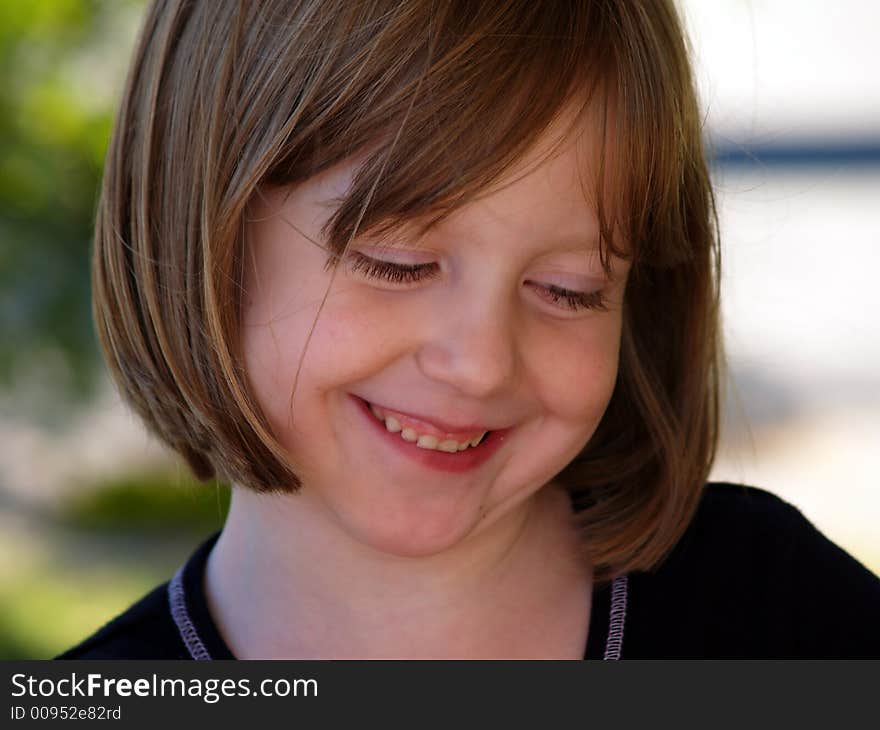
[460,102,606,247]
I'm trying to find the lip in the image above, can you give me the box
[349,394,514,474]
[362,399,495,437]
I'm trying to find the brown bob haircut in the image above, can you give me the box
[93,0,723,582]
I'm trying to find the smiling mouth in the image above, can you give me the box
[363,400,490,453]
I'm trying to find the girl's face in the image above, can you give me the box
[242,110,631,558]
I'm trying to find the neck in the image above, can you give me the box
[204,482,592,659]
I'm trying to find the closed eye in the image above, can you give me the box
[345,251,608,312]
[525,281,608,312]
[345,251,440,284]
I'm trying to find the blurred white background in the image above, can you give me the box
[681,0,880,569]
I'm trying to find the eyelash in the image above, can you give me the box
[346,251,439,285]
[345,252,608,313]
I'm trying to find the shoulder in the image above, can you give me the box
[685,482,813,552]
[677,482,870,572]
[655,483,830,585]
[54,580,188,660]
[622,482,880,658]
[696,481,805,523]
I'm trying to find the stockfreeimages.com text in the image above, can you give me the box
[11,673,317,704]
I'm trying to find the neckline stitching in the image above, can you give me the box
[168,564,212,661]
[603,575,628,660]
[168,558,629,661]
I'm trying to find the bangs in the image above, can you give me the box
[256,1,696,278]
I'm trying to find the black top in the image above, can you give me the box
[54,483,880,660]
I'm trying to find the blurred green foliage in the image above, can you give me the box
[1,468,229,659]
[59,470,231,533]
[0,0,144,399]
[0,554,174,660]
[0,1,233,660]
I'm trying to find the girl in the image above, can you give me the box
[58,0,879,659]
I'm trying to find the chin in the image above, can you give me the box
[336,499,485,558]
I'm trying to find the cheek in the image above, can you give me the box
[240,287,332,442]
[528,317,623,426]
[240,289,386,439]
[240,317,306,438]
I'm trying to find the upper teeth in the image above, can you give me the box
[368,403,487,452]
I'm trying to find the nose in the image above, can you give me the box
[414,285,520,399]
